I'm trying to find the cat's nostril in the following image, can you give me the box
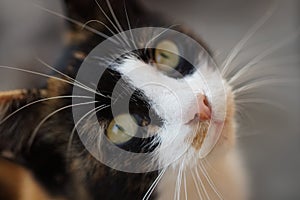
[196,94,211,121]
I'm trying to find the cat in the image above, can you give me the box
[0,0,251,199]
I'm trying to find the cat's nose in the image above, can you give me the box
[196,94,211,121]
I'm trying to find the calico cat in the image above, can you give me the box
[0,0,248,199]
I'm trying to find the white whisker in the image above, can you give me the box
[81,19,126,47]
[235,104,255,123]
[175,161,184,200]
[191,169,204,200]
[233,78,299,95]
[221,4,276,77]
[93,0,129,47]
[195,166,210,200]
[67,104,109,157]
[236,130,265,139]
[123,0,138,50]
[229,28,300,84]
[144,24,179,51]
[0,95,93,125]
[0,65,107,98]
[105,0,125,34]
[183,171,188,200]
[81,19,116,36]
[95,0,130,47]
[200,162,223,199]
[203,158,219,175]
[36,58,109,98]
[27,100,98,149]
[94,0,120,34]
[142,168,167,200]
[33,3,116,43]
[235,98,286,111]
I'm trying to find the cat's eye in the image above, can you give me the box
[106,114,138,144]
[155,40,180,72]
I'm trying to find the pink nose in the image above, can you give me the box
[196,94,211,121]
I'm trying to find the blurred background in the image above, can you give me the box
[0,0,299,199]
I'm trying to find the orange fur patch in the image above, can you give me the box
[192,122,208,150]
[0,90,27,102]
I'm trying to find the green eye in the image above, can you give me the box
[107,114,138,144]
[155,40,180,72]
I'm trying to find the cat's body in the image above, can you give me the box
[0,1,247,199]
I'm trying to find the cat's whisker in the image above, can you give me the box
[199,162,223,200]
[183,170,188,200]
[236,130,265,139]
[235,104,255,124]
[123,0,139,50]
[203,158,219,175]
[233,78,299,95]
[89,55,121,70]
[105,0,127,38]
[105,0,123,30]
[82,20,127,47]
[67,104,109,158]
[95,0,130,48]
[190,168,204,199]
[246,54,300,67]
[174,169,179,200]
[144,24,180,51]
[235,98,286,111]
[221,4,276,77]
[0,65,111,100]
[36,58,109,98]
[230,64,299,84]
[94,0,131,50]
[111,88,134,105]
[195,166,210,200]
[0,95,93,126]
[94,0,121,34]
[142,168,167,200]
[89,55,113,63]
[27,100,98,150]
[177,161,185,200]
[228,27,300,84]
[81,19,117,38]
[34,3,117,44]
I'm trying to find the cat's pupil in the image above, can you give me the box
[115,124,125,132]
[160,52,169,59]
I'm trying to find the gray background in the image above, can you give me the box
[0,0,299,199]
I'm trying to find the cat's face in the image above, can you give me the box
[71,26,236,172]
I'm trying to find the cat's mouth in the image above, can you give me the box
[183,91,228,154]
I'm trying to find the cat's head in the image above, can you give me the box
[0,0,237,170]
[59,0,237,172]
[0,1,238,198]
